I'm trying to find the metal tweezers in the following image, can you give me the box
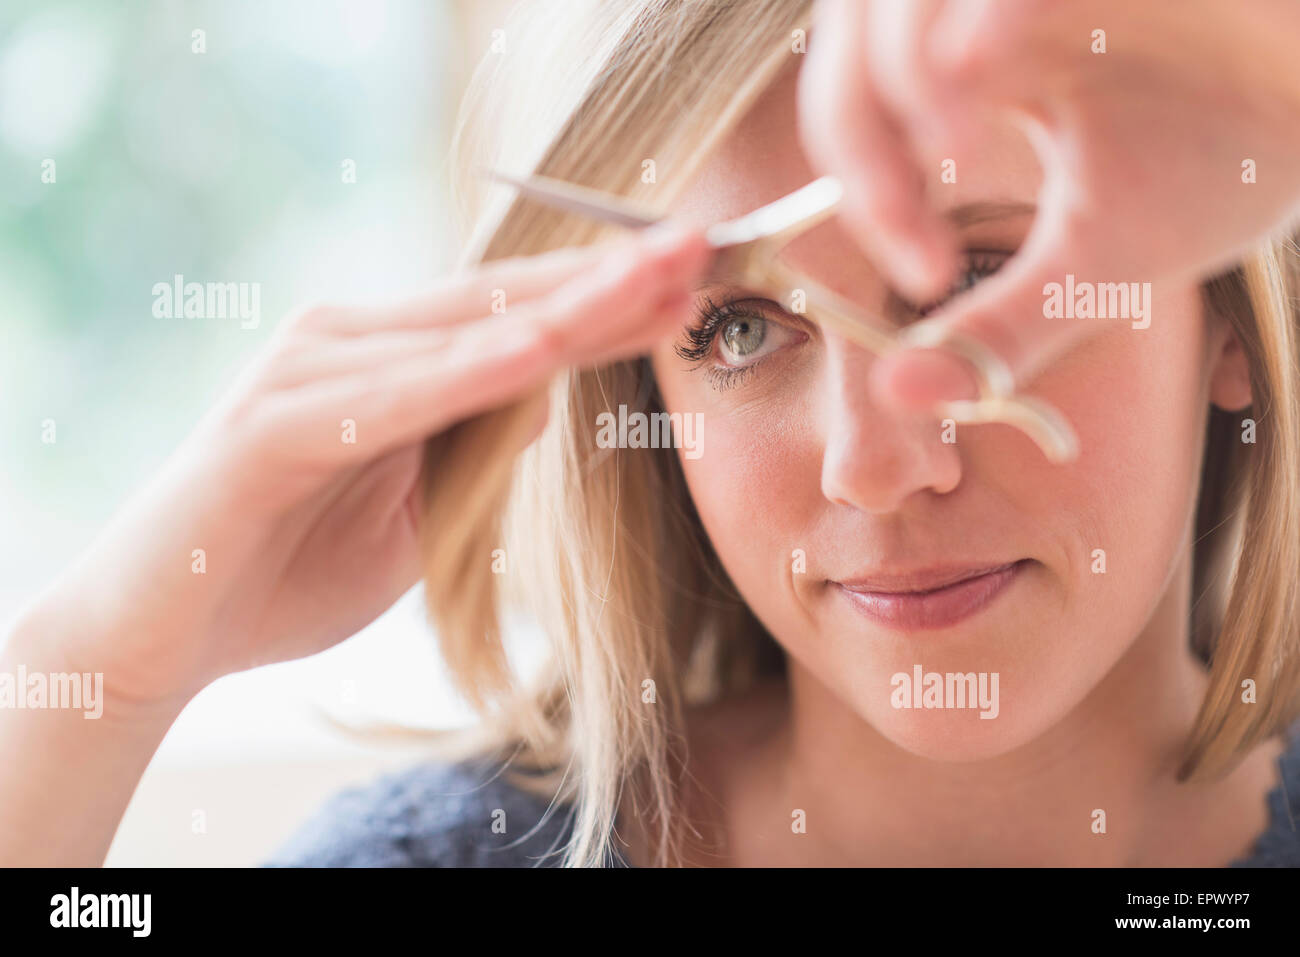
[484,170,1079,463]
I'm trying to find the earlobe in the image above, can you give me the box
[1208,324,1253,412]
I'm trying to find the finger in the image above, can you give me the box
[381,282,700,448]
[317,288,696,461]
[297,234,645,336]
[927,0,1056,84]
[864,0,982,249]
[252,225,710,462]
[262,226,700,388]
[799,0,958,302]
[864,0,947,121]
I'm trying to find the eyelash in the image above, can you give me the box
[913,250,1011,316]
[677,250,1012,391]
[674,295,780,391]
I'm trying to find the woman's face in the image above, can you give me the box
[648,65,1248,760]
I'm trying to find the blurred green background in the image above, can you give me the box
[0,0,529,866]
[0,0,498,610]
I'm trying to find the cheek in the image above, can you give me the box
[1018,286,1211,590]
[650,348,823,614]
[919,287,1213,753]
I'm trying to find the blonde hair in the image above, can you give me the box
[418,0,1300,866]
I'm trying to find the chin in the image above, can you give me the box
[868,708,1045,763]
[844,664,1060,763]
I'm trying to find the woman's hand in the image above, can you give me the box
[13,224,711,711]
[1,222,709,865]
[798,0,1300,407]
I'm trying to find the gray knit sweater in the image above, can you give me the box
[265,725,1300,867]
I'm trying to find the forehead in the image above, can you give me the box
[671,62,1041,235]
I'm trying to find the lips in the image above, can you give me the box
[834,560,1028,631]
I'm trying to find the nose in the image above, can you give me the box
[819,339,963,513]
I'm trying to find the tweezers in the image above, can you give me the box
[484,169,1079,463]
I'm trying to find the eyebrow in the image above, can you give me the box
[943,201,1036,228]
[688,200,1037,293]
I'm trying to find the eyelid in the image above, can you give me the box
[907,247,1015,316]
[715,308,805,367]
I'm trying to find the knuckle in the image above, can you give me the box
[640,248,679,288]
[526,315,568,366]
[630,235,693,292]
[204,388,273,458]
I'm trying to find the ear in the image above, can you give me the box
[1208,322,1253,412]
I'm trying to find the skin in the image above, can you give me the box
[638,63,1284,867]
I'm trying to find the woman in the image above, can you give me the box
[4,0,1299,868]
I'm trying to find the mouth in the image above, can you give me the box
[833,560,1030,632]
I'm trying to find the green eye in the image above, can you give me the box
[721,316,766,359]
[676,294,807,393]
